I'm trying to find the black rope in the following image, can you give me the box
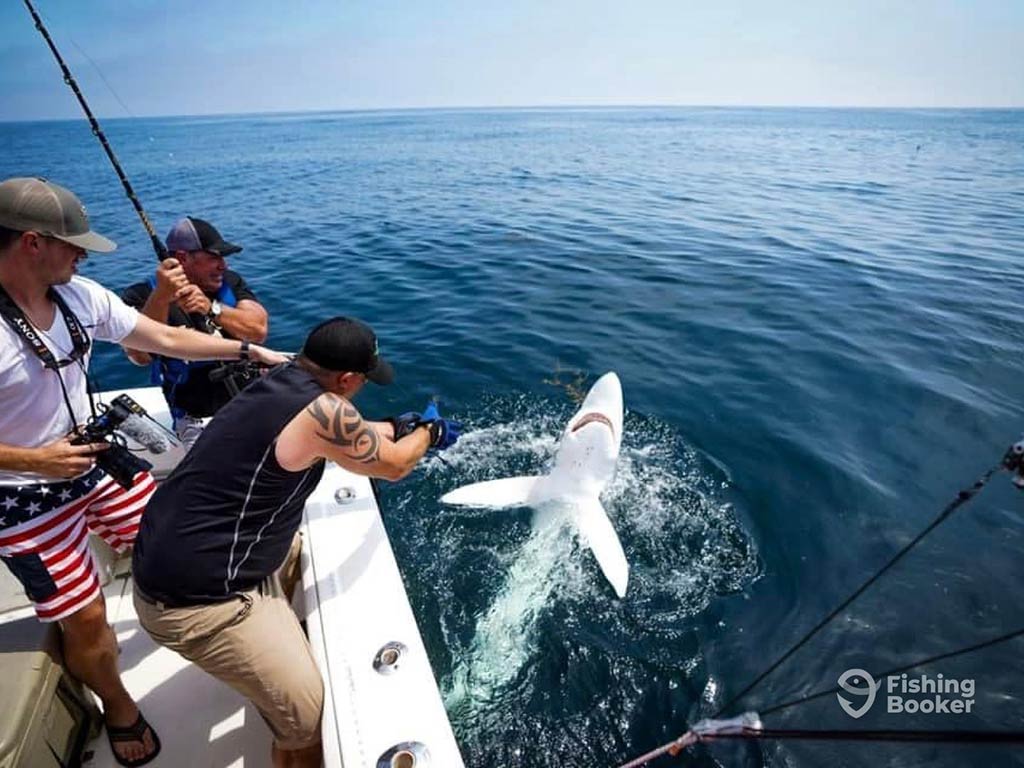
[714,463,1002,718]
[23,0,167,262]
[761,626,1024,717]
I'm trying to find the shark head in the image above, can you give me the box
[566,372,623,443]
[549,372,623,496]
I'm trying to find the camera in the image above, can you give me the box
[71,395,155,490]
[208,360,263,397]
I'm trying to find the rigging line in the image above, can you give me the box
[616,445,1023,768]
[760,625,1024,718]
[718,728,1024,744]
[615,727,1024,768]
[22,0,165,261]
[714,462,1002,718]
[615,714,1024,768]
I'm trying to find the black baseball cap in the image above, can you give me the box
[165,216,242,256]
[301,317,394,385]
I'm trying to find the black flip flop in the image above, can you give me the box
[106,710,161,767]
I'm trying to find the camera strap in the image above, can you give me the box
[0,282,93,428]
[0,283,91,369]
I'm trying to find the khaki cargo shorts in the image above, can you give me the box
[133,536,323,750]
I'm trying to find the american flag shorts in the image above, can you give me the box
[0,468,156,622]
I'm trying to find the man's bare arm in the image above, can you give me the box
[302,394,429,481]
[216,299,268,343]
[124,290,173,366]
[305,396,382,462]
[366,420,396,441]
[121,314,287,365]
[0,438,108,479]
[173,288,269,342]
[123,258,189,366]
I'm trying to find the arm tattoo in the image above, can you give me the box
[307,397,332,431]
[305,396,380,463]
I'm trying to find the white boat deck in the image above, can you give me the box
[84,570,272,768]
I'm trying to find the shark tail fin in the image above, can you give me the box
[440,476,541,508]
[576,497,629,598]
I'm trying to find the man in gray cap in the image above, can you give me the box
[122,216,270,449]
[0,177,288,767]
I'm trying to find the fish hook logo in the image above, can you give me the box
[837,668,877,719]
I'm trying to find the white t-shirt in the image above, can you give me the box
[0,276,139,486]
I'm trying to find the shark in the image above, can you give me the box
[440,371,629,597]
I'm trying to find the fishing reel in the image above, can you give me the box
[1003,438,1024,490]
[208,360,265,397]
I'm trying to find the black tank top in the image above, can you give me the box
[133,363,326,605]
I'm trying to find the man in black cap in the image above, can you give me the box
[0,177,289,767]
[132,317,460,768]
[121,216,270,449]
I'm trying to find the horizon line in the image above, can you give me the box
[3,102,1022,125]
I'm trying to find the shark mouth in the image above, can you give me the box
[571,412,614,437]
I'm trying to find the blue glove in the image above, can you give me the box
[428,418,462,450]
[420,401,460,450]
[387,412,423,440]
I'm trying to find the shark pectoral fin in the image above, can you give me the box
[575,497,629,598]
[440,476,542,508]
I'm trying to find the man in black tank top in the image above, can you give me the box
[131,317,460,768]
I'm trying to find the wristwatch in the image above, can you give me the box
[210,300,223,318]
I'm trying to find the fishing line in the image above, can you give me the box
[66,36,136,118]
[23,0,165,261]
[33,2,136,118]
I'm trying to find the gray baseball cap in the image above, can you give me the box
[0,177,116,253]
[166,216,242,256]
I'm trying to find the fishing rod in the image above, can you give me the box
[23,0,167,261]
[23,0,232,343]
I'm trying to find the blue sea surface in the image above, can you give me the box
[2,107,1022,767]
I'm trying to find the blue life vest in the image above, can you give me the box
[147,278,238,419]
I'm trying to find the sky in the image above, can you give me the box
[1,0,1022,121]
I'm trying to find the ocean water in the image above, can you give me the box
[2,107,1022,767]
